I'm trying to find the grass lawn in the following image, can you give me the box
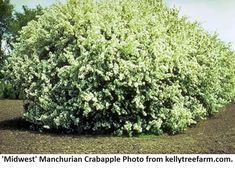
[0,100,234,154]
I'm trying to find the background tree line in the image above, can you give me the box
[0,0,43,99]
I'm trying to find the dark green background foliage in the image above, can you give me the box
[0,0,13,99]
[0,0,13,59]
[7,0,235,135]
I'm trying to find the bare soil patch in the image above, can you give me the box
[0,100,234,154]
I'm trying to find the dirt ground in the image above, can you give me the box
[0,100,234,154]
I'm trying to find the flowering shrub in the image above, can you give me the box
[7,0,235,135]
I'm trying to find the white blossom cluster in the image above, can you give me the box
[6,0,235,135]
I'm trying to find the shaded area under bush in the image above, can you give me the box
[0,100,234,154]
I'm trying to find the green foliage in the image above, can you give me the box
[7,0,235,135]
[0,0,13,58]
[0,81,23,99]
[7,5,44,49]
[0,2,43,99]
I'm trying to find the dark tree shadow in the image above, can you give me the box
[0,117,32,131]
[0,117,115,138]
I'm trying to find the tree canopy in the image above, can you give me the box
[7,0,235,135]
[7,5,43,48]
[0,0,43,99]
[0,0,43,58]
[0,0,13,58]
